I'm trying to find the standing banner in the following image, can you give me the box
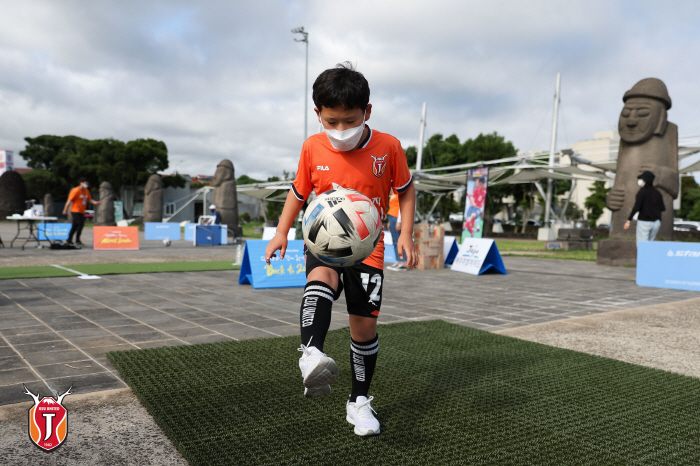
[383,231,396,263]
[114,201,124,223]
[443,236,460,265]
[637,241,700,292]
[144,222,181,241]
[462,167,489,242]
[239,239,307,289]
[451,238,506,276]
[93,226,139,250]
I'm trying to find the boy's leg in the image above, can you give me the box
[348,314,378,401]
[302,266,338,351]
[343,263,383,436]
[298,251,342,397]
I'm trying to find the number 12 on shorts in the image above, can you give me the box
[361,273,382,302]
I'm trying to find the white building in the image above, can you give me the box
[568,130,619,225]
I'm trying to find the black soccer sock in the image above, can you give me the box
[299,281,335,352]
[350,334,378,402]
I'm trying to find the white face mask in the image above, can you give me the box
[82,182,89,189]
[322,113,366,151]
[637,179,645,187]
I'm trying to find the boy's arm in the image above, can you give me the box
[396,182,417,268]
[264,190,305,264]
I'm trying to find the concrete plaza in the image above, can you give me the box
[1,254,697,406]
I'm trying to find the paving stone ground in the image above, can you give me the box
[1,255,697,406]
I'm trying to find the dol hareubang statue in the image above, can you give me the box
[143,174,163,223]
[212,159,241,237]
[96,181,115,226]
[606,78,679,240]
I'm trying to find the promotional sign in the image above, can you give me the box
[462,167,489,242]
[637,241,700,292]
[239,239,307,289]
[144,222,181,241]
[451,238,506,276]
[114,201,124,223]
[93,226,139,250]
[443,236,460,265]
[0,149,13,175]
[37,223,70,241]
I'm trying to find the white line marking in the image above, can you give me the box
[51,264,101,280]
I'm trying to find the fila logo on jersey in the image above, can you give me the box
[370,154,388,178]
[316,165,329,171]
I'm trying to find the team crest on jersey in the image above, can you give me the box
[23,384,73,451]
[370,154,388,178]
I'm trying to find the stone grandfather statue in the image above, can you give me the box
[143,174,163,223]
[43,193,54,217]
[96,181,116,226]
[606,78,679,240]
[212,159,240,237]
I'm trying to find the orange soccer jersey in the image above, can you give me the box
[292,127,413,269]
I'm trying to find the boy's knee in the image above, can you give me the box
[307,266,338,291]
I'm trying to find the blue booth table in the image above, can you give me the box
[194,225,223,246]
[6,216,58,250]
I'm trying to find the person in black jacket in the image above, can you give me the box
[623,170,665,243]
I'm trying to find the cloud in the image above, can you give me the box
[1,0,699,181]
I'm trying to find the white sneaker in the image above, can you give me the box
[298,338,338,397]
[346,396,380,436]
[386,263,399,271]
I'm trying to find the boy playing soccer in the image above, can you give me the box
[265,63,417,436]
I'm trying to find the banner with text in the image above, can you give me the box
[462,167,489,242]
[37,223,70,241]
[451,238,506,275]
[637,241,700,292]
[93,226,140,250]
[239,239,306,289]
[145,222,181,241]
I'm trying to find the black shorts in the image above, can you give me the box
[305,247,384,319]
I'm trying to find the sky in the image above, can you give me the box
[2,0,700,180]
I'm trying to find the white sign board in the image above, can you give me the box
[262,227,296,241]
[451,238,503,275]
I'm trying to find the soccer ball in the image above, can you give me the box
[303,188,382,267]
[163,238,171,247]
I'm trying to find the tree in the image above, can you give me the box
[404,132,518,225]
[19,135,169,200]
[21,169,67,202]
[677,176,700,221]
[237,174,262,185]
[585,181,611,225]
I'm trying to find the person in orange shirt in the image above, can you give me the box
[386,189,407,271]
[265,63,416,436]
[62,177,100,248]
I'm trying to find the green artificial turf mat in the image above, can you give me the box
[0,261,240,280]
[107,320,700,465]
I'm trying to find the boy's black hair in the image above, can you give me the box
[312,62,370,111]
[78,177,87,182]
[477,177,486,184]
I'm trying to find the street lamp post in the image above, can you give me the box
[292,27,309,142]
